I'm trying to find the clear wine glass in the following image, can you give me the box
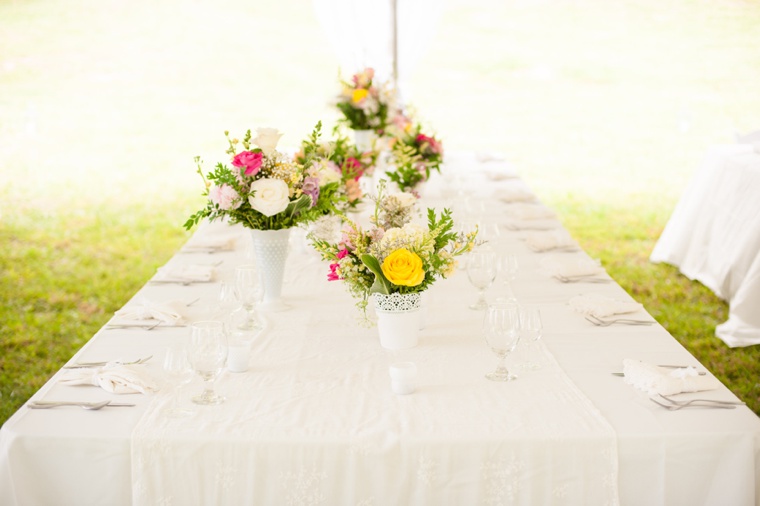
[467,247,497,310]
[188,321,227,405]
[496,252,519,302]
[519,306,543,371]
[162,345,195,417]
[482,300,521,381]
[234,264,263,331]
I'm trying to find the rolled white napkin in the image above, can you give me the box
[505,203,556,220]
[495,187,535,203]
[113,298,188,325]
[540,256,605,278]
[155,264,215,283]
[60,364,158,394]
[622,359,719,396]
[524,229,576,252]
[569,293,643,318]
[183,234,237,251]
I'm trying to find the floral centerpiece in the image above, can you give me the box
[184,123,340,231]
[310,181,477,317]
[335,68,395,152]
[295,133,377,211]
[185,123,342,311]
[385,113,444,193]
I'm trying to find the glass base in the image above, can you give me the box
[485,371,517,382]
[260,298,291,313]
[469,300,488,310]
[191,393,225,405]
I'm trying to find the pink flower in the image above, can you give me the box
[208,184,242,210]
[416,134,443,155]
[231,150,263,176]
[345,179,362,202]
[337,248,349,260]
[327,262,341,281]
[343,157,363,180]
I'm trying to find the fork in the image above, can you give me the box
[649,396,741,411]
[658,393,745,407]
[585,315,655,327]
[28,401,136,410]
[105,321,162,331]
[64,355,153,368]
[556,274,611,284]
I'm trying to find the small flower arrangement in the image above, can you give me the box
[385,113,444,192]
[184,123,343,231]
[310,181,478,316]
[295,133,377,210]
[335,67,395,132]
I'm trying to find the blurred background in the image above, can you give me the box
[2,0,759,421]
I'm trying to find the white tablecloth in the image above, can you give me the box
[651,144,760,347]
[2,152,759,505]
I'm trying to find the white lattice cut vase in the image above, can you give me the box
[250,228,291,312]
[373,292,422,350]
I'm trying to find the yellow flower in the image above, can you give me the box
[381,249,424,287]
[351,88,369,104]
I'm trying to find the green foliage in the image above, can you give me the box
[360,254,391,295]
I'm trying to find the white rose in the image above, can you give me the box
[391,192,417,207]
[253,128,283,156]
[248,178,290,217]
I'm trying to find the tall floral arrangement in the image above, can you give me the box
[184,123,343,231]
[335,68,395,132]
[310,181,478,315]
[295,133,377,210]
[385,112,444,192]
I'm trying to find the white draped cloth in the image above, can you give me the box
[651,144,760,347]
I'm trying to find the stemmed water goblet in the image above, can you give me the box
[467,247,497,310]
[188,321,227,405]
[162,345,195,417]
[518,306,543,371]
[234,264,263,331]
[496,252,519,302]
[482,300,521,381]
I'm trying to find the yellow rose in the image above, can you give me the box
[351,88,369,104]
[381,249,425,287]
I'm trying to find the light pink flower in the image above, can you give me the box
[208,184,242,211]
[327,262,341,281]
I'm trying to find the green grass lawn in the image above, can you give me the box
[2,0,760,424]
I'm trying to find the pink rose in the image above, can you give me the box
[416,134,443,155]
[337,248,349,260]
[231,150,263,176]
[208,184,242,211]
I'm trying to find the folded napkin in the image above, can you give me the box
[569,293,643,318]
[505,203,556,220]
[113,298,188,325]
[540,256,605,278]
[155,264,215,283]
[495,187,535,203]
[183,234,237,251]
[504,219,560,231]
[60,364,158,394]
[524,229,576,252]
[622,359,719,396]
[476,152,507,163]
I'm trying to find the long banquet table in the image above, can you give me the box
[2,152,759,505]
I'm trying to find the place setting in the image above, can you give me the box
[540,255,612,284]
[568,293,656,327]
[147,262,218,286]
[104,296,196,330]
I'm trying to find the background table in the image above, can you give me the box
[651,144,760,347]
[2,153,759,505]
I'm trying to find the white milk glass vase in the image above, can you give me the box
[250,228,291,312]
[373,292,422,350]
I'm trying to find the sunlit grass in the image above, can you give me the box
[2,0,760,424]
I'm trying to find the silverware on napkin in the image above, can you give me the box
[63,355,153,369]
